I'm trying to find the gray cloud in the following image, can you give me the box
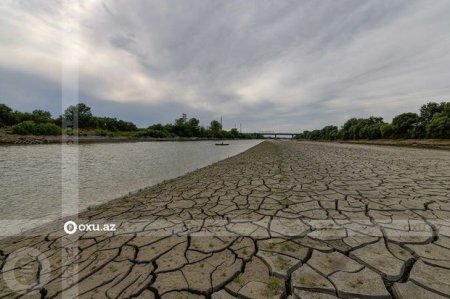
[1,0,450,131]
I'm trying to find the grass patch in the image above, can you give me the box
[281,242,295,252]
[277,255,290,270]
[266,277,283,296]
[233,274,243,285]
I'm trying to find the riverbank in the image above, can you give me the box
[0,134,258,145]
[338,138,450,150]
[0,140,262,235]
[1,141,450,298]
[294,138,450,150]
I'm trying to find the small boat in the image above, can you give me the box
[215,142,229,146]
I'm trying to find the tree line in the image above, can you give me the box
[296,102,450,140]
[0,102,259,139]
[136,118,254,139]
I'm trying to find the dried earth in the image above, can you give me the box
[1,141,450,298]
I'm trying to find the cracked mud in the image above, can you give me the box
[1,141,450,298]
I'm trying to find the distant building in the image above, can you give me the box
[182,113,187,122]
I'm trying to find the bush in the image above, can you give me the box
[13,121,61,135]
[33,123,61,135]
[96,129,109,136]
[12,121,36,135]
[136,128,172,138]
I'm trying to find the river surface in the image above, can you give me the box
[0,140,262,235]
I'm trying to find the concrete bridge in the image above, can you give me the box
[252,131,298,139]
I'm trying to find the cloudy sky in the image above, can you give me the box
[1,0,450,131]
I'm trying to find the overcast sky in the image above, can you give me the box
[1,0,450,131]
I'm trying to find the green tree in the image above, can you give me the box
[210,120,222,133]
[420,102,445,124]
[426,107,450,138]
[230,128,241,138]
[187,118,200,136]
[380,124,393,138]
[0,104,13,126]
[31,109,52,123]
[391,112,420,138]
[340,117,384,140]
[63,103,94,128]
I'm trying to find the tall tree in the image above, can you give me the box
[0,104,13,126]
[391,112,420,138]
[63,103,94,128]
[210,120,222,132]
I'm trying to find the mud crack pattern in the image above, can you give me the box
[1,141,450,298]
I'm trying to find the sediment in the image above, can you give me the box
[1,141,450,298]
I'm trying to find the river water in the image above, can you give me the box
[0,140,262,235]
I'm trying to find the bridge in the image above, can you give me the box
[251,131,298,139]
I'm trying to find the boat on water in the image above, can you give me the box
[215,142,229,146]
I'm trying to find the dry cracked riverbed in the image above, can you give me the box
[1,141,450,298]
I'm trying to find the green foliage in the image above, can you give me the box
[12,121,36,135]
[0,104,53,126]
[31,110,52,123]
[138,117,250,139]
[427,111,450,138]
[33,122,61,135]
[420,102,446,123]
[210,120,222,135]
[0,104,14,126]
[136,128,172,138]
[391,112,420,138]
[297,101,449,140]
[2,102,254,139]
[95,117,137,131]
[266,277,283,296]
[380,123,393,138]
[63,103,94,128]
[340,117,384,140]
[12,121,61,135]
[136,123,173,138]
[61,103,138,132]
[172,117,201,137]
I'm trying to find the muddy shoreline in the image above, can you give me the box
[0,134,257,145]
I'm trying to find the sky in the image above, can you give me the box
[1,0,450,132]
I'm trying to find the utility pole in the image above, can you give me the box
[240,123,242,133]
[220,116,222,129]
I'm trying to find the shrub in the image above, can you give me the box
[33,123,61,135]
[136,129,172,138]
[12,121,36,135]
[96,129,109,136]
[13,121,61,135]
